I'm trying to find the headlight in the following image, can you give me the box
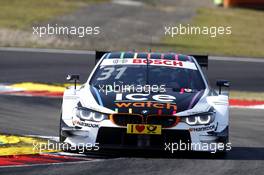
[74,107,108,122]
[182,113,215,126]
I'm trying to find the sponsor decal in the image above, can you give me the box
[127,124,162,135]
[73,120,99,128]
[116,93,176,102]
[115,102,177,111]
[100,58,197,70]
[189,124,216,132]
[115,93,177,111]
[113,59,129,64]
[133,58,183,67]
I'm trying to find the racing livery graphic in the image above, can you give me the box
[60,51,230,153]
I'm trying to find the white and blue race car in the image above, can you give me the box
[60,51,231,154]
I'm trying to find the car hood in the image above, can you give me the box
[87,86,205,115]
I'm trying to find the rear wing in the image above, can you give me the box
[191,55,208,68]
[95,51,208,68]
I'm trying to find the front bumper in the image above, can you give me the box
[96,127,191,150]
[61,123,229,153]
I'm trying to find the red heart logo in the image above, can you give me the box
[135,125,145,132]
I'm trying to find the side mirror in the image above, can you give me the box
[216,80,230,94]
[66,74,80,90]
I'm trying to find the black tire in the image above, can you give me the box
[59,114,66,142]
[215,127,230,158]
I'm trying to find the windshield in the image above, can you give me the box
[90,64,206,91]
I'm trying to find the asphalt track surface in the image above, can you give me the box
[0,48,264,175]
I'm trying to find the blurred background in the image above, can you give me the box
[0,0,263,57]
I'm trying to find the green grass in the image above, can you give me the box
[161,8,264,57]
[0,0,105,29]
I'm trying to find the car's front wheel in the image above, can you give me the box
[59,114,66,142]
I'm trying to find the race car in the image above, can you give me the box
[60,51,230,154]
